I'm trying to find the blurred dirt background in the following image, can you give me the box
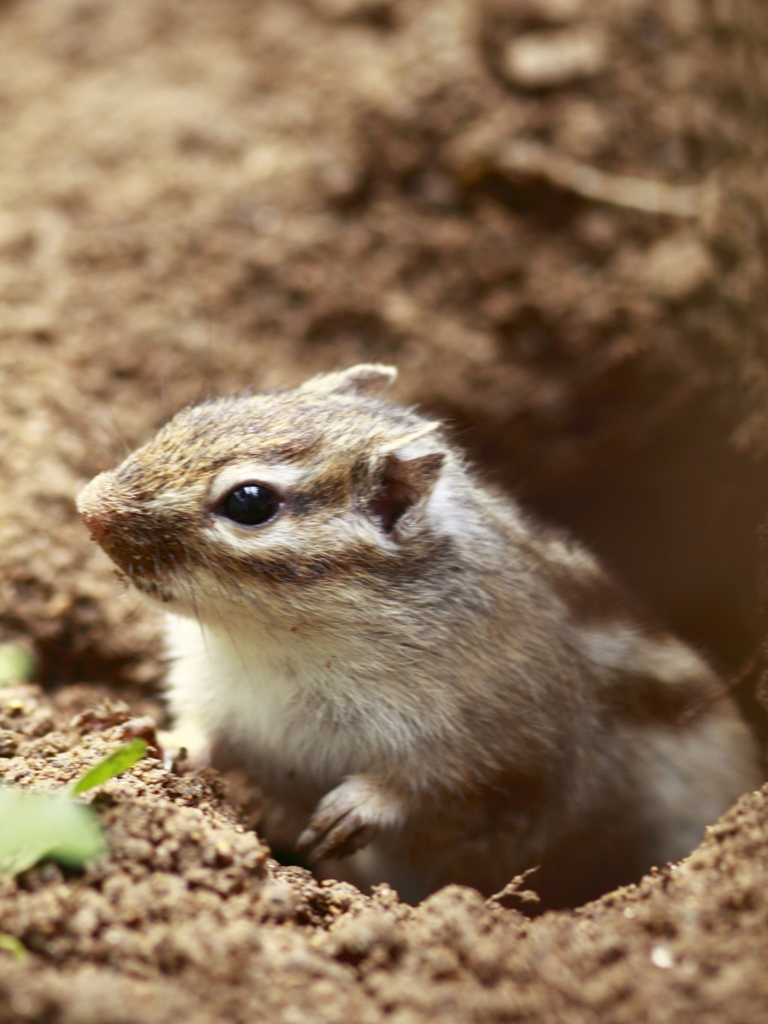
[2,0,768,1019]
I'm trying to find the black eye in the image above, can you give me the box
[218,484,280,526]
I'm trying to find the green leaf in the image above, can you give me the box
[0,934,28,961]
[0,787,107,877]
[71,738,148,796]
[0,643,35,686]
[0,740,149,878]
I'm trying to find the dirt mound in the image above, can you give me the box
[2,683,768,1022]
[2,0,768,1018]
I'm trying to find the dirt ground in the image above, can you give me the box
[4,683,768,1023]
[2,0,768,1019]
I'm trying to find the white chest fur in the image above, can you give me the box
[163,612,422,788]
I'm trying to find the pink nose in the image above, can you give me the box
[81,509,113,544]
[76,474,115,544]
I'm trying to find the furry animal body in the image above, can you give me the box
[77,364,762,908]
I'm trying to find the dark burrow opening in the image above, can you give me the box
[455,391,768,751]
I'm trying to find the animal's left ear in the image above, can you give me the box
[370,427,445,534]
[299,364,397,398]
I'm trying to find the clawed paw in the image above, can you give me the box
[157,724,211,772]
[296,777,405,862]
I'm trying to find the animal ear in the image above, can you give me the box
[299,364,397,398]
[370,427,445,534]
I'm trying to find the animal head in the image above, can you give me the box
[77,365,457,624]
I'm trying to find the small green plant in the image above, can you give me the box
[0,934,27,961]
[0,642,35,686]
[0,737,147,878]
[70,738,148,797]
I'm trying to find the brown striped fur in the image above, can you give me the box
[77,364,762,908]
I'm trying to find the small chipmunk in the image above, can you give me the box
[77,365,762,907]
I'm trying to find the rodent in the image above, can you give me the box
[77,364,762,908]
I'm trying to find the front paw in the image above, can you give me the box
[296,776,407,862]
[157,723,211,772]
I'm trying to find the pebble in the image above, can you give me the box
[650,944,674,969]
[503,27,608,89]
[633,234,714,301]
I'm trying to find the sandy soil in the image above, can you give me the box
[2,683,768,1023]
[1,0,768,1019]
